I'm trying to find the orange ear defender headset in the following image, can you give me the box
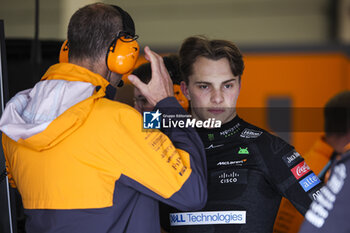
[59,5,139,75]
[59,40,69,63]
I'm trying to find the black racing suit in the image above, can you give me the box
[160,116,323,233]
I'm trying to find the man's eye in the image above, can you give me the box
[198,85,208,89]
[224,84,233,89]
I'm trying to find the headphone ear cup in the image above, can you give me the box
[107,37,139,74]
[59,40,69,63]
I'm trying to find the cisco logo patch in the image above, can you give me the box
[212,169,248,185]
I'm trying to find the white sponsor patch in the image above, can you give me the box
[169,211,246,226]
[240,128,262,139]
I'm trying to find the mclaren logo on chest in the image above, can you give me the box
[216,159,247,166]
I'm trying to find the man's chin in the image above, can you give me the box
[201,114,226,125]
[194,111,233,124]
[213,114,236,125]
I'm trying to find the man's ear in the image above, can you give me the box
[180,81,191,100]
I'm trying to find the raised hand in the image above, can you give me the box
[128,46,174,106]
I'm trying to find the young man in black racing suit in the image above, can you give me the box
[159,36,323,233]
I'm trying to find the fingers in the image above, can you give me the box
[145,46,173,89]
[130,46,174,106]
[144,46,151,61]
[144,46,162,78]
[159,57,170,81]
[128,74,147,91]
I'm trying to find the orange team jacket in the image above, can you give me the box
[273,137,334,233]
[0,63,207,233]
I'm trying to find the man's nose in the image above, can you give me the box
[210,89,224,104]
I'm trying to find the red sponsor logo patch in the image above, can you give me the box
[291,161,310,179]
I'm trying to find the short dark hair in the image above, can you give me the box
[132,54,182,84]
[179,36,244,84]
[131,63,152,84]
[324,91,350,136]
[67,3,123,62]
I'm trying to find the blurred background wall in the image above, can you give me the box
[0,0,338,47]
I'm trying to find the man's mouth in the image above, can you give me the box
[208,108,225,115]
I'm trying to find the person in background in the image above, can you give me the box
[160,36,323,233]
[0,4,207,233]
[298,90,350,233]
[273,90,350,233]
[132,54,189,113]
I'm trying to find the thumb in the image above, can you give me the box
[128,74,146,90]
